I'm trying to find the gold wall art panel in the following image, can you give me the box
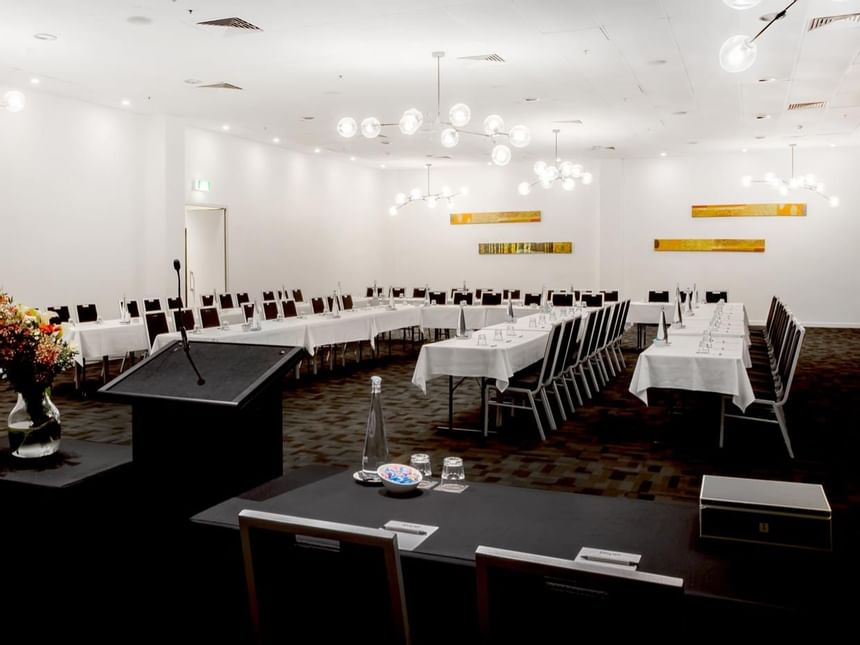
[654,239,765,253]
[450,210,541,225]
[478,241,572,255]
[691,203,806,218]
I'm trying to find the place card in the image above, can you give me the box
[383,520,439,551]
[574,547,641,571]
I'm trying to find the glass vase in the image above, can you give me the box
[7,390,61,458]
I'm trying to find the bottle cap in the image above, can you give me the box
[370,375,382,393]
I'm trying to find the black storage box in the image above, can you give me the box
[699,475,831,551]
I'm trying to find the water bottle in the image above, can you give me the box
[361,376,390,476]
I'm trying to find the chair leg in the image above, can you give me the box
[483,386,491,437]
[719,396,726,448]
[552,383,567,422]
[587,360,601,391]
[774,404,795,459]
[526,391,546,440]
[540,388,557,431]
[560,378,576,414]
[577,367,592,400]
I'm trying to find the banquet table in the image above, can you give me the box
[63,319,149,365]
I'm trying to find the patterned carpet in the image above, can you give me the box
[2,327,858,525]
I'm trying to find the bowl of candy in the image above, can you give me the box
[376,463,423,494]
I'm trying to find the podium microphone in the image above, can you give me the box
[173,258,205,385]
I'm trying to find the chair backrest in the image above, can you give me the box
[366,287,384,297]
[453,292,473,306]
[47,305,71,323]
[481,292,502,305]
[428,290,447,305]
[311,297,325,314]
[552,293,574,307]
[475,288,483,299]
[537,322,564,388]
[144,311,170,348]
[172,308,195,331]
[343,294,354,310]
[647,290,669,303]
[391,287,406,298]
[262,290,275,302]
[122,300,141,318]
[563,314,585,368]
[705,290,728,304]
[601,290,619,302]
[291,289,303,303]
[199,306,221,329]
[523,293,541,307]
[219,293,235,310]
[237,292,251,305]
[581,292,604,308]
[167,296,183,310]
[551,318,576,380]
[575,310,598,364]
[76,303,98,323]
[239,510,410,645]
[143,298,161,313]
[412,287,426,298]
[764,295,778,334]
[243,303,256,321]
[475,545,683,641]
[611,299,631,343]
[281,300,298,318]
[503,289,521,300]
[776,322,805,403]
[262,301,279,320]
[599,303,620,349]
[584,307,606,358]
[201,294,215,307]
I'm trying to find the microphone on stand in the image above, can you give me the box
[173,258,205,385]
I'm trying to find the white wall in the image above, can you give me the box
[612,149,860,325]
[383,162,601,296]
[185,128,387,300]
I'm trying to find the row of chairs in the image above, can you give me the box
[238,509,683,643]
[484,300,631,439]
[47,297,188,324]
[721,296,805,458]
[647,290,728,303]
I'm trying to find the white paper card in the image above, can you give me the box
[574,547,641,571]
[383,520,439,551]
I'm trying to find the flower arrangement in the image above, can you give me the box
[0,291,77,400]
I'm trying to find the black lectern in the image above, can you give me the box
[100,340,304,517]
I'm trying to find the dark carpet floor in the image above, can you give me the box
[3,327,858,526]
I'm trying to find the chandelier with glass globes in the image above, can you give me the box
[388,163,468,216]
[517,130,592,195]
[336,51,531,166]
[741,144,838,207]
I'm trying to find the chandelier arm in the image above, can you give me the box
[750,0,798,43]
[455,128,492,139]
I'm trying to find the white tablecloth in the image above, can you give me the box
[627,301,676,325]
[63,320,149,364]
[418,304,534,330]
[628,335,754,411]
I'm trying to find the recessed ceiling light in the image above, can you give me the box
[302,116,315,121]
[121,99,131,107]
[829,143,836,148]
[673,111,688,116]
[30,78,40,85]
[649,59,668,65]
[687,141,698,145]
[757,77,776,83]
[755,135,766,139]
[487,161,492,166]
[660,152,667,157]
[314,148,321,154]
[184,79,201,85]
[33,33,57,41]
[755,114,771,120]
[272,137,280,143]
[222,124,230,131]
[380,164,386,169]
[350,156,356,161]
[127,16,153,25]
[523,97,540,102]
[741,148,748,152]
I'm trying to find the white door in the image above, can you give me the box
[185,207,227,306]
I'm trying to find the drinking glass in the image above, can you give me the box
[476,333,487,346]
[494,329,504,342]
[410,453,432,478]
[506,324,516,336]
[441,457,465,485]
[528,317,537,328]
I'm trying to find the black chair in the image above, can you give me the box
[76,303,98,323]
[412,287,426,298]
[291,289,304,303]
[343,294,354,310]
[523,293,542,307]
[647,290,669,303]
[475,545,683,641]
[243,303,256,321]
[144,311,170,349]
[47,305,71,323]
[581,292,604,307]
[453,292,473,305]
[481,292,502,305]
[262,291,275,302]
[172,308,195,332]
[167,296,183,310]
[552,293,573,307]
[262,301,279,320]
[311,297,326,315]
[366,287,384,297]
[428,291,447,305]
[219,293,235,309]
[239,510,410,645]
[120,300,141,319]
[706,290,728,303]
[237,292,251,305]
[503,289,521,300]
[281,300,298,318]
[601,290,619,302]
[391,287,406,298]
[143,298,161,312]
[475,288,484,299]
[199,306,221,329]
[201,294,215,307]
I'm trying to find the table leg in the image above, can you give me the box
[436,375,493,435]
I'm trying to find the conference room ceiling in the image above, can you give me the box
[1,0,858,167]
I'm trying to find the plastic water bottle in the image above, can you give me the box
[361,376,390,476]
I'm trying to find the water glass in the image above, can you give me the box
[493,329,504,342]
[430,299,437,306]
[528,317,537,328]
[476,333,487,346]
[410,453,432,478]
[441,457,465,485]
[506,324,516,336]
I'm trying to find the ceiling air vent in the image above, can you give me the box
[196,17,262,31]
[457,53,506,63]
[808,13,860,31]
[553,119,583,125]
[787,101,827,111]
[425,154,452,159]
[197,82,243,90]
[590,145,616,151]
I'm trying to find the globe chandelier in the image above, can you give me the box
[1,89,26,113]
[741,144,839,207]
[388,163,468,216]
[719,0,798,73]
[517,130,592,195]
[336,51,531,166]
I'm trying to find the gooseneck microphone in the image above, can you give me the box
[173,258,205,385]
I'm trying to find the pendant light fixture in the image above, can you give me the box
[1,89,26,112]
[741,144,839,207]
[517,130,592,195]
[337,52,531,166]
[719,0,798,73]
[388,163,468,215]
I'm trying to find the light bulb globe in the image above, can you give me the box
[778,185,788,196]
[546,165,559,181]
[491,144,512,166]
[570,164,584,178]
[336,117,358,138]
[483,114,504,135]
[360,117,381,138]
[533,160,547,176]
[559,161,574,178]
[518,181,532,196]
[395,192,407,206]
[741,175,752,187]
[388,206,398,216]
[719,35,757,73]
[562,178,576,191]
[3,90,26,113]
[722,0,761,9]
[581,172,593,185]
[410,188,423,200]
[460,186,469,196]
[441,186,452,198]
[540,178,552,189]
[829,196,839,208]
[508,125,531,148]
[399,108,424,135]
[440,128,459,148]
[448,103,471,128]
[427,196,437,209]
